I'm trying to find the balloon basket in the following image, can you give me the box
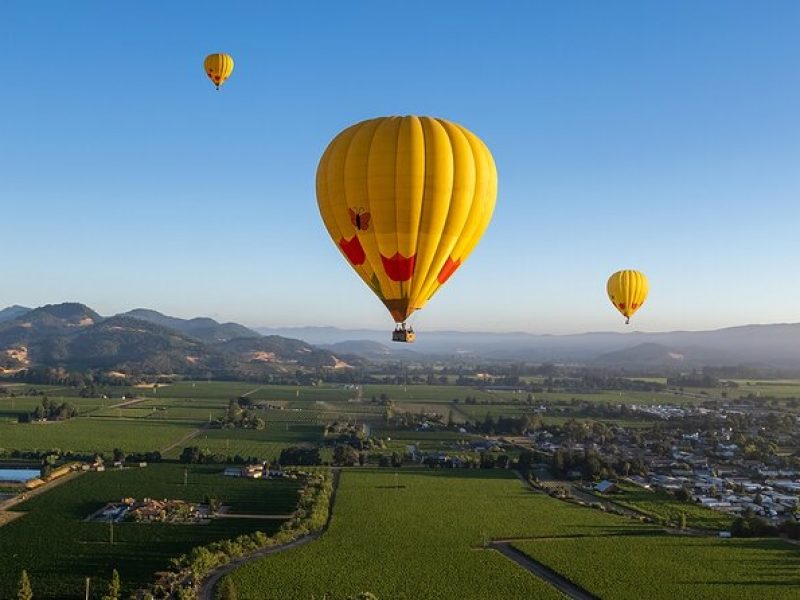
[392,324,415,343]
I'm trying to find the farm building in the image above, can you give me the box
[594,480,619,494]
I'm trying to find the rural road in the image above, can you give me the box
[160,423,211,455]
[198,468,341,600]
[490,542,600,600]
[0,470,84,526]
[217,513,293,520]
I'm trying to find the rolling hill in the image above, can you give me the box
[120,308,261,343]
[0,303,342,376]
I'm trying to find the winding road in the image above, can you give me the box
[198,469,341,600]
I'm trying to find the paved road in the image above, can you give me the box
[0,470,84,523]
[491,542,600,600]
[198,469,341,600]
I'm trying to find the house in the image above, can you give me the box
[594,480,618,494]
[224,467,243,477]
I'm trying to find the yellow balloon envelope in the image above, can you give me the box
[607,270,649,324]
[316,116,497,336]
[204,53,234,89]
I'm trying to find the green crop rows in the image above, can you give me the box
[513,535,800,599]
[0,419,197,454]
[1,463,299,599]
[610,483,734,530]
[225,468,651,599]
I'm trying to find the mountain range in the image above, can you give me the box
[257,324,800,369]
[3,304,800,372]
[0,304,346,377]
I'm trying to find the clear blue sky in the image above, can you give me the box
[2,1,799,333]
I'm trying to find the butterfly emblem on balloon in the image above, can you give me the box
[349,208,371,231]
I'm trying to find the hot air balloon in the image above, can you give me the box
[204,53,234,89]
[316,116,497,342]
[607,270,649,324]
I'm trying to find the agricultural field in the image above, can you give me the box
[513,535,800,600]
[225,468,650,599]
[0,395,105,422]
[164,422,326,461]
[0,463,300,599]
[607,482,734,530]
[726,380,800,399]
[0,419,197,454]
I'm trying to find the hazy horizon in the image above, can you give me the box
[5,300,800,337]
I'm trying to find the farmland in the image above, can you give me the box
[0,463,299,599]
[513,535,800,600]
[0,419,198,454]
[224,468,648,599]
[607,482,734,530]
[168,422,326,461]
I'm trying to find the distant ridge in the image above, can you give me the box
[0,305,31,323]
[121,308,261,343]
[258,323,800,368]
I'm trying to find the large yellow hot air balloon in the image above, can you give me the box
[317,116,497,342]
[607,270,649,324]
[204,53,234,89]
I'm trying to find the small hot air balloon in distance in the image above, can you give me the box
[607,270,649,324]
[316,116,498,342]
[204,53,234,90]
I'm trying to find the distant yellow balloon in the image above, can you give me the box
[204,53,234,89]
[607,270,649,324]
[316,116,497,330]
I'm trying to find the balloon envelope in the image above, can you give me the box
[607,270,649,323]
[204,53,234,89]
[316,116,497,323]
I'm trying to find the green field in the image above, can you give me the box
[0,395,105,422]
[225,468,653,599]
[0,419,197,454]
[513,535,800,600]
[166,422,326,461]
[608,483,734,530]
[0,463,299,599]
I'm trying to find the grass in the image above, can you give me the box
[164,423,326,461]
[0,419,197,454]
[226,468,650,599]
[608,483,734,530]
[513,535,800,600]
[0,396,104,421]
[0,463,300,599]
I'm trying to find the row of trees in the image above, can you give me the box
[214,399,266,430]
[179,446,267,465]
[142,470,334,598]
[731,516,800,539]
[17,397,78,423]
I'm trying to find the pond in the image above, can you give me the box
[0,468,40,483]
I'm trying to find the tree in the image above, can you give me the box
[180,446,201,464]
[18,570,33,600]
[216,577,238,600]
[333,445,359,467]
[101,569,120,600]
[112,448,125,463]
